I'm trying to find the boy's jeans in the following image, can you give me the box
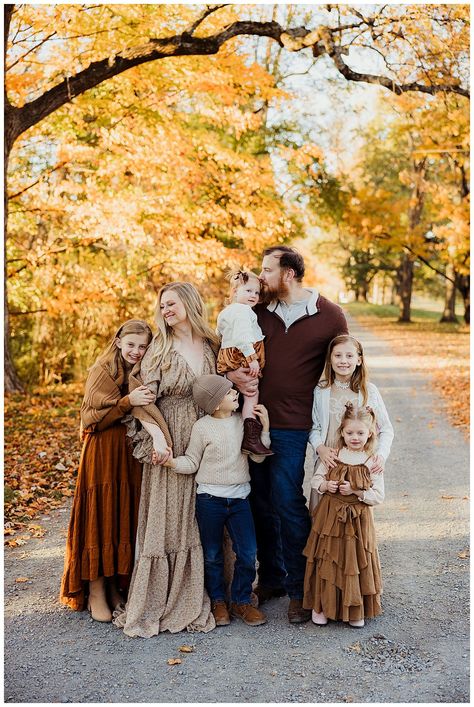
[195,494,257,605]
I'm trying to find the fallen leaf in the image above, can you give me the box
[344,697,354,703]
[457,549,469,559]
[55,462,67,471]
[167,658,182,666]
[463,496,469,500]
[178,645,193,653]
[4,529,15,536]
[348,641,361,653]
[441,495,455,500]
[15,577,29,583]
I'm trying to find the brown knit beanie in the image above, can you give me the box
[192,374,233,415]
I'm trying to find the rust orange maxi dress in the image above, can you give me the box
[303,448,384,623]
[60,363,142,611]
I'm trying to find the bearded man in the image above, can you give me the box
[227,245,348,624]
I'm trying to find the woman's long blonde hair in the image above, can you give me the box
[318,334,368,405]
[95,319,153,379]
[148,282,219,369]
[336,402,377,454]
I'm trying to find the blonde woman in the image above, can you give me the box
[113,282,220,637]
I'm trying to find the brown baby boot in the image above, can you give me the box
[241,418,274,456]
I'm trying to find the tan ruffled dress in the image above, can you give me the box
[113,340,216,637]
[303,454,383,623]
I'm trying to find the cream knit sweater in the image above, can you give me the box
[174,413,258,484]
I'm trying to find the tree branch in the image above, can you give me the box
[403,244,456,283]
[5,11,470,150]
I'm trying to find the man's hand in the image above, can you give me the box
[226,368,259,396]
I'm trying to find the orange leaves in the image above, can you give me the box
[4,385,82,543]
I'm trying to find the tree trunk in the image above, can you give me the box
[455,273,470,325]
[397,253,414,323]
[357,284,368,302]
[440,262,458,323]
[4,109,24,392]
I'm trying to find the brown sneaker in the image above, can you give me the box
[288,598,311,624]
[230,602,267,626]
[211,600,231,626]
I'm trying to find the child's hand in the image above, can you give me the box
[152,445,172,466]
[160,451,176,468]
[317,445,339,469]
[326,479,339,494]
[253,404,269,433]
[248,359,260,378]
[338,480,355,496]
[370,454,385,474]
[129,385,155,407]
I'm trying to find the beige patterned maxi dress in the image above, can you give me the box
[113,340,216,637]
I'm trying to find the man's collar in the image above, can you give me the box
[266,288,319,314]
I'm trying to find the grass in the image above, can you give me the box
[344,301,469,435]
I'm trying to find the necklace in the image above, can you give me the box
[334,379,350,389]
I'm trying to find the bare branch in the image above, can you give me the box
[8,162,66,200]
[185,4,228,36]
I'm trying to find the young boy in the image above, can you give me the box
[163,374,270,627]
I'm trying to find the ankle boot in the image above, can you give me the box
[241,418,274,456]
[88,577,112,622]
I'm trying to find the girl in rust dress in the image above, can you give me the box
[60,319,157,622]
[303,403,384,628]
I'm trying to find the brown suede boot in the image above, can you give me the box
[211,600,231,626]
[241,418,274,456]
[230,602,267,626]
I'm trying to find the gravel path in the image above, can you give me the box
[5,316,469,703]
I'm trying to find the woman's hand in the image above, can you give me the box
[248,360,260,378]
[317,444,339,469]
[152,446,173,466]
[129,385,155,407]
[253,404,270,433]
[370,454,385,474]
[226,368,259,396]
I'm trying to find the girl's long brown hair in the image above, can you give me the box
[95,319,153,379]
[318,334,368,404]
[336,402,377,454]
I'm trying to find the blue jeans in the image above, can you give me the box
[249,429,311,600]
[195,494,257,605]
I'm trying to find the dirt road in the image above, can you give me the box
[4,317,469,703]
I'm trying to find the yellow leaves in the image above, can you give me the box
[457,549,469,560]
[167,658,182,666]
[178,645,194,653]
[15,577,29,583]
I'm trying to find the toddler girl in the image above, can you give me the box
[309,333,393,512]
[60,319,156,622]
[162,374,270,627]
[216,269,272,457]
[303,403,384,628]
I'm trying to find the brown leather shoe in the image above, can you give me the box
[253,584,287,605]
[211,600,231,626]
[230,602,267,626]
[288,598,311,624]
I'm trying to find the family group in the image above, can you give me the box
[60,245,393,636]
